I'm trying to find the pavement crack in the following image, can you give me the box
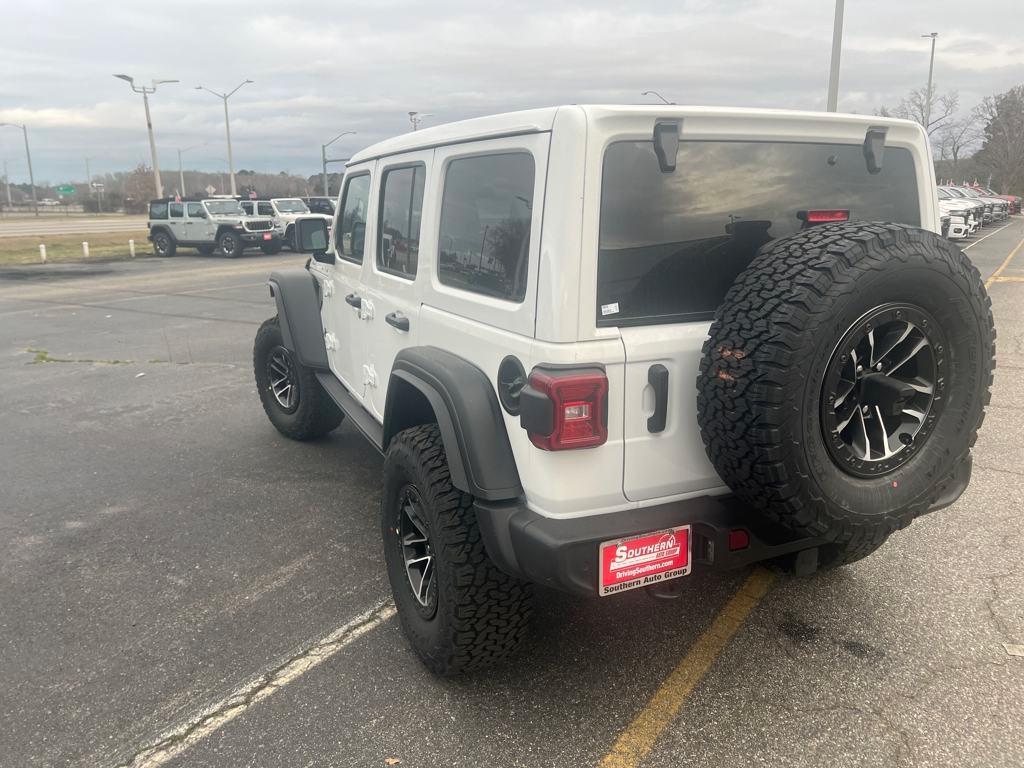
[112,600,395,768]
[985,572,1017,644]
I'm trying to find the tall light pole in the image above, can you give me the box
[85,156,94,211]
[408,111,433,131]
[114,75,177,199]
[177,143,205,197]
[641,90,674,105]
[195,80,252,196]
[3,160,12,209]
[0,122,38,216]
[826,0,845,111]
[321,130,356,196]
[922,32,939,130]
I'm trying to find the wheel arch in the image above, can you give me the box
[267,269,329,370]
[384,347,522,502]
[150,224,174,240]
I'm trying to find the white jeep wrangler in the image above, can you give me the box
[148,198,281,258]
[240,197,333,250]
[253,106,995,675]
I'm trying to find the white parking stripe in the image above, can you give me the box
[963,223,1010,250]
[113,600,396,768]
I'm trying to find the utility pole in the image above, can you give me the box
[114,74,178,198]
[177,143,205,197]
[408,112,432,131]
[922,33,939,130]
[195,80,252,196]
[0,123,38,216]
[826,0,845,111]
[3,159,12,209]
[321,130,356,196]
[85,157,93,212]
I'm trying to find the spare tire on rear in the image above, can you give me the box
[697,222,994,554]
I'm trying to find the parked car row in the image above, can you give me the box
[937,184,1020,241]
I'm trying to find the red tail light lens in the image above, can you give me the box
[523,368,608,451]
[803,209,850,224]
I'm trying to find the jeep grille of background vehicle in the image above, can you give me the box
[245,220,273,232]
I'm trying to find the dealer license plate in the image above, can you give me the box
[263,233,272,240]
[598,525,691,597]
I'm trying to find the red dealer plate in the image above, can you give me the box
[598,525,691,597]
[263,233,273,240]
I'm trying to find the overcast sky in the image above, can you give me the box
[2,0,1022,184]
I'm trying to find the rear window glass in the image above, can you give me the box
[169,203,183,218]
[438,152,534,302]
[378,164,425,279]
[150,202,168,219]
[597,140,921,326]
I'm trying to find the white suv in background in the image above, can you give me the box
[241,198,332,250]
[250,106,994,675]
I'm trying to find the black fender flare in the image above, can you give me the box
[267,269,329,370]
[384,347,522,502]
[150,224,174,241]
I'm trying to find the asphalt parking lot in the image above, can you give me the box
[2,221,1023,768]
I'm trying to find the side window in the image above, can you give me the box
[186,202,204,218]
[377,165,425,279]
[336,173,371,263]
[257,202,274,216]
[169,203,184,218]
[437,152,534,302]
[150,202,168,219]
[240,201,253,215]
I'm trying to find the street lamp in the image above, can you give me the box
[113,74,178,198]
[826,0,845,112]
[0,122,38,216]
[195,80,253,196]
[177,143,206,197]
[641,90,674,105]
[408,111,433,131]
[321,130,356,196]
[922,32,939,130]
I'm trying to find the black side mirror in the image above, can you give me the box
[295,217,333,263]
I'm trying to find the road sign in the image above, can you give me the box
[91,182,105,190]
[205,185,216,196]
[56,185,75,195]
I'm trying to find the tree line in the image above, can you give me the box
[878,83,1024,193]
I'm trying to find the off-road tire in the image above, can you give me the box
[253,317,342,440]
[152,230,176,257]
[261,241,283,255]
[218,230,243,258]
[382,424,533,676]
[197,245,215,256]
[698,222,995,554]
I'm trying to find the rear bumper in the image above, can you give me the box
[477,454,972,597]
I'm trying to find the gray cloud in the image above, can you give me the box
[2,0,1021,183]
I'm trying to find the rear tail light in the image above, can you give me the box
[800,209,851,224]
[520,367,608,450]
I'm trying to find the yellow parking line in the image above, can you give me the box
[599,568,776,768]
[985,235,1024,289]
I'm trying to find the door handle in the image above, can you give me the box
[345,293,361,308]
[647,364,669,433]
[385,311,410,332]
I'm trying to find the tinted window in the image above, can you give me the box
[438,153,534,302]
[378,165,425,279]
[337,174,371,263]
[186,202,204,217]
[257,202,274,216]
[241,201,254,214]
[169,202,184,218]
[598,141,921,326]
[150,202,168,219]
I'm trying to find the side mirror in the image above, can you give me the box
[295,217,333,262]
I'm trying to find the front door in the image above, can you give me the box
[185,202,214,242]
[359,155,429,420]
[321,168,373,402]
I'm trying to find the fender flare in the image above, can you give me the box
[150,224,174,241]
[267,269,329,370]
[384,347,523,502]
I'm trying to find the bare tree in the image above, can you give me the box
[935,106,983,169]
[884,86,959,136]
[975,86,1024,194]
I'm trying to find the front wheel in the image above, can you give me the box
[253,317,343,440]
[218,230,243,258]
[383,424,533,676]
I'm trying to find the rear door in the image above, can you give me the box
[599,136,924,502]
[167,202,186,242]
[359,154,429,420]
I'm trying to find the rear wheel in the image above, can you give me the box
[218,230,243,258]
[253,317,342,440]
[383,424,533,676]
[698,222,994,556]
[152,230,176,257]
